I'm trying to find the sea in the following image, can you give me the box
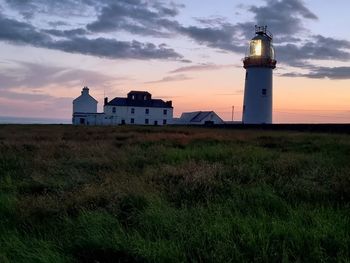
[0,116,71,124]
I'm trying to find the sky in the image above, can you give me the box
[0,0,349,123]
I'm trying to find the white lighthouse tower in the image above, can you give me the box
[242,26,277,124]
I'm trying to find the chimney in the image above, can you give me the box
[104,97,108,105]
[166,100,172,107]
[82,86,89,95]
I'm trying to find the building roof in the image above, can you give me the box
[73,94,98,103]
[106,98,173,108]
[191,111,213,122]
[73,87,98,103]
[179,111,224,123]
[127,91,151,96]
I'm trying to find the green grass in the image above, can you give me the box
[0,125,349,262]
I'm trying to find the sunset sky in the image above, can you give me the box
[0,0,349,123]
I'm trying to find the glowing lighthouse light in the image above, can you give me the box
[242,25,277,124]
[251,39,262,56]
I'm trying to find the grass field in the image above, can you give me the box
[0,125,349,262]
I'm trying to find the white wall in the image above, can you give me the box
[73,114,106,125]
[242,67,273,124]
[104,105,173,125]
[73,91,97,114]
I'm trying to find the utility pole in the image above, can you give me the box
[231,106,235,122]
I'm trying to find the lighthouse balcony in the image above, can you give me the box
[243,57,276,69]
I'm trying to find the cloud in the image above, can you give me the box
[43,28,88,38]
[170,63,236,73]
[4,0,97,19]
[247,0,317,38]
[0,14,51,45]
[276,35,350,67]
[180,0,318,54]
[0,14,183,60]
[178,24,246,53]
[145,74,192,84]
[0,89,70,102]
[0,61,117,90]
[51,38,183,60]
[1,0,350,81]
[47,21,69,27]
[281,67,350,80]
[0,90,73,119]
[86,0,182,37]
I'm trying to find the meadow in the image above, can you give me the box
[0,125,349,262]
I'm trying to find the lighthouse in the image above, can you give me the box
[242,25,277,124]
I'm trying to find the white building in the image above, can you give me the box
[72,86,98,125]
[72,89,173,126]
[104,91,173,125]
[242,25,277,124]
[175,111,224,125]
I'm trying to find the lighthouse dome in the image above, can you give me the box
[243,25,276,69]
[249,34,275,59]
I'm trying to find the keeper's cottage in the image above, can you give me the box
[72,88,173,126]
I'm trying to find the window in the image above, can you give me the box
[112,107,116,113]
[145,119,149,124]
[163,119,167,125]
[163,109,167,115]
[131,108,135,114]
[132,95,135,100]
[262,89,267,96]
[145,109,149,114]
[144,95,147,100]
[131,118,134,124]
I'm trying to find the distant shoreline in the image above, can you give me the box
[0,116,71,124]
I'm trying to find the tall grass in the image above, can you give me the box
[0,125,349,262]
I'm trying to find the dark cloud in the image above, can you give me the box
[177,0,317,54]
[248,0,317,37]
[51,38,182,60]
[2,1,184,60]
[170,63,235,73]
[145,74,192,84]
[218,0,317,47]
[0,14,183,60]
[281,67,350,80]
[178,24,246,53]
[4,0,97,19]
[276,35,350,67]
[312,35,350,50]
[43,28,88,38]
[86,0,181,37]
[0,14,51,45]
